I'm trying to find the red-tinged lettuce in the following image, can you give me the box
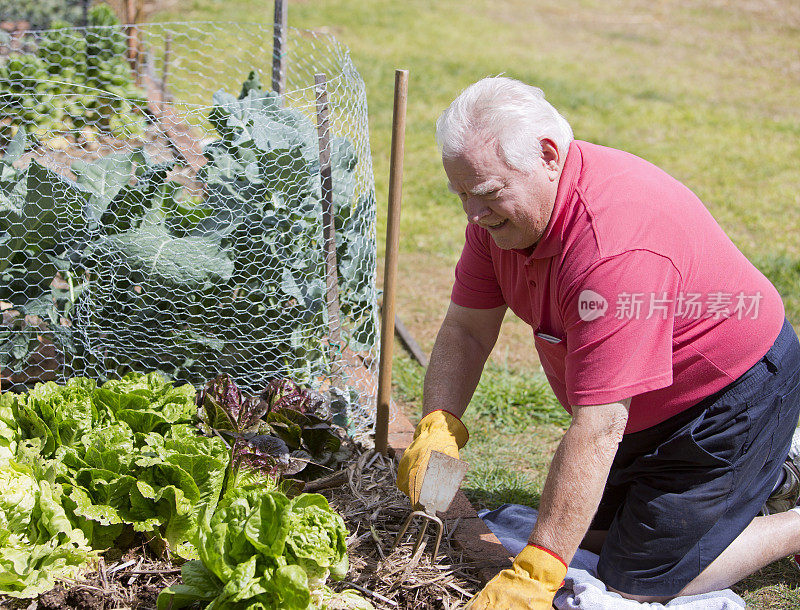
[197,373,269,434]
[261,377,324,415]
[196,374,348,484]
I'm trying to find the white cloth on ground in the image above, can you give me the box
[477,504,746,610]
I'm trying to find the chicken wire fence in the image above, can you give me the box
[0,18,380,439]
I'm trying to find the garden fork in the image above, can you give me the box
[393,450,469,561]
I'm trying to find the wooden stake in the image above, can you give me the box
[375,69,408,455]
[126,0,139,71]
[314,73,343,380]
[272,0,288,95]
[161,33,171,107]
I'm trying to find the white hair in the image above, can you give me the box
[435,77,574,172]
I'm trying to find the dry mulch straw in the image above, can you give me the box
[1,543,178,609]
[316,447,482,610]
[1,445,482,610]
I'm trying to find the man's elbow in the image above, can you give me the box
[570,399,630,453]
[602,408,629,447]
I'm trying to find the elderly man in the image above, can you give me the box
[396,76,800,608]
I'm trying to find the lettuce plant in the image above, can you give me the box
[197,374,346,485]
[157,486,370,610]
[2,372,228,563]
[0,371,367,606]
[0,459,94,599]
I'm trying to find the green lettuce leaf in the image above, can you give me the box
[320,587,376,610]
[0,462,94,598]
[0,392,19,460]
[172,484,359,610]
[11,377,97,457]
[157,559,221,609]
[284,494,348,583]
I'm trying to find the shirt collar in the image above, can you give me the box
[513,140,582,262]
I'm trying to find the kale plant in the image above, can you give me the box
[198,70,377,383]
[1,70,377,400]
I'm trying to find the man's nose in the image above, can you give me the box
[464,198,490,224]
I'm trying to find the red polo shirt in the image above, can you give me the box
[451,140,784,433]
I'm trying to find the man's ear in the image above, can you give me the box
[540,138,560,168]
[540,138,561,180]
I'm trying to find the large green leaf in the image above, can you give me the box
[2,126,27,165]
[260,146,315,201]
[72,152,134,224]
[99,154,174,234]
[92,387,150,418]
[157,560,221,610]
[23,161,90,253]
[87,223,234,287]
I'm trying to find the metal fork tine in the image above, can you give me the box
[392,510,421,552]
[392,509,446,561]
[412,517,430,555]
[429,515,444,560]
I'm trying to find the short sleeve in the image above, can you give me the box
[561,250,681,406]
[450,224,506,309]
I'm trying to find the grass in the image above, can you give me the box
[150,0,800,603]
[753,255,800,324]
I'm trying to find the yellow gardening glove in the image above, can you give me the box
[464,544,568,610]
[396,409,468,506]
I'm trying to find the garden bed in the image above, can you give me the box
[1,443,480,610]
[0,371,483,610]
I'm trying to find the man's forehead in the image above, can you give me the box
[443,150,508,193]
[447,178,504,196]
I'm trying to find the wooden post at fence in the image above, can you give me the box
[374,69,408,455]
[272,0,287,95]
[126,0,140,71]
[161,33,171,106]
[314,73,344,381]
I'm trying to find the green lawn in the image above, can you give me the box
[154,0,800,605]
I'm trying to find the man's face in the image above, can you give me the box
[443,139,561,250]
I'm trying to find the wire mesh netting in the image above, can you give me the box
[0,14,379,439]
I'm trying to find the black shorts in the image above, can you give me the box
[593,318,800,596]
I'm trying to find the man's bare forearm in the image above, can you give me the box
[422,323,490,418]
[421,304,505,418]
[529,400,629,564]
